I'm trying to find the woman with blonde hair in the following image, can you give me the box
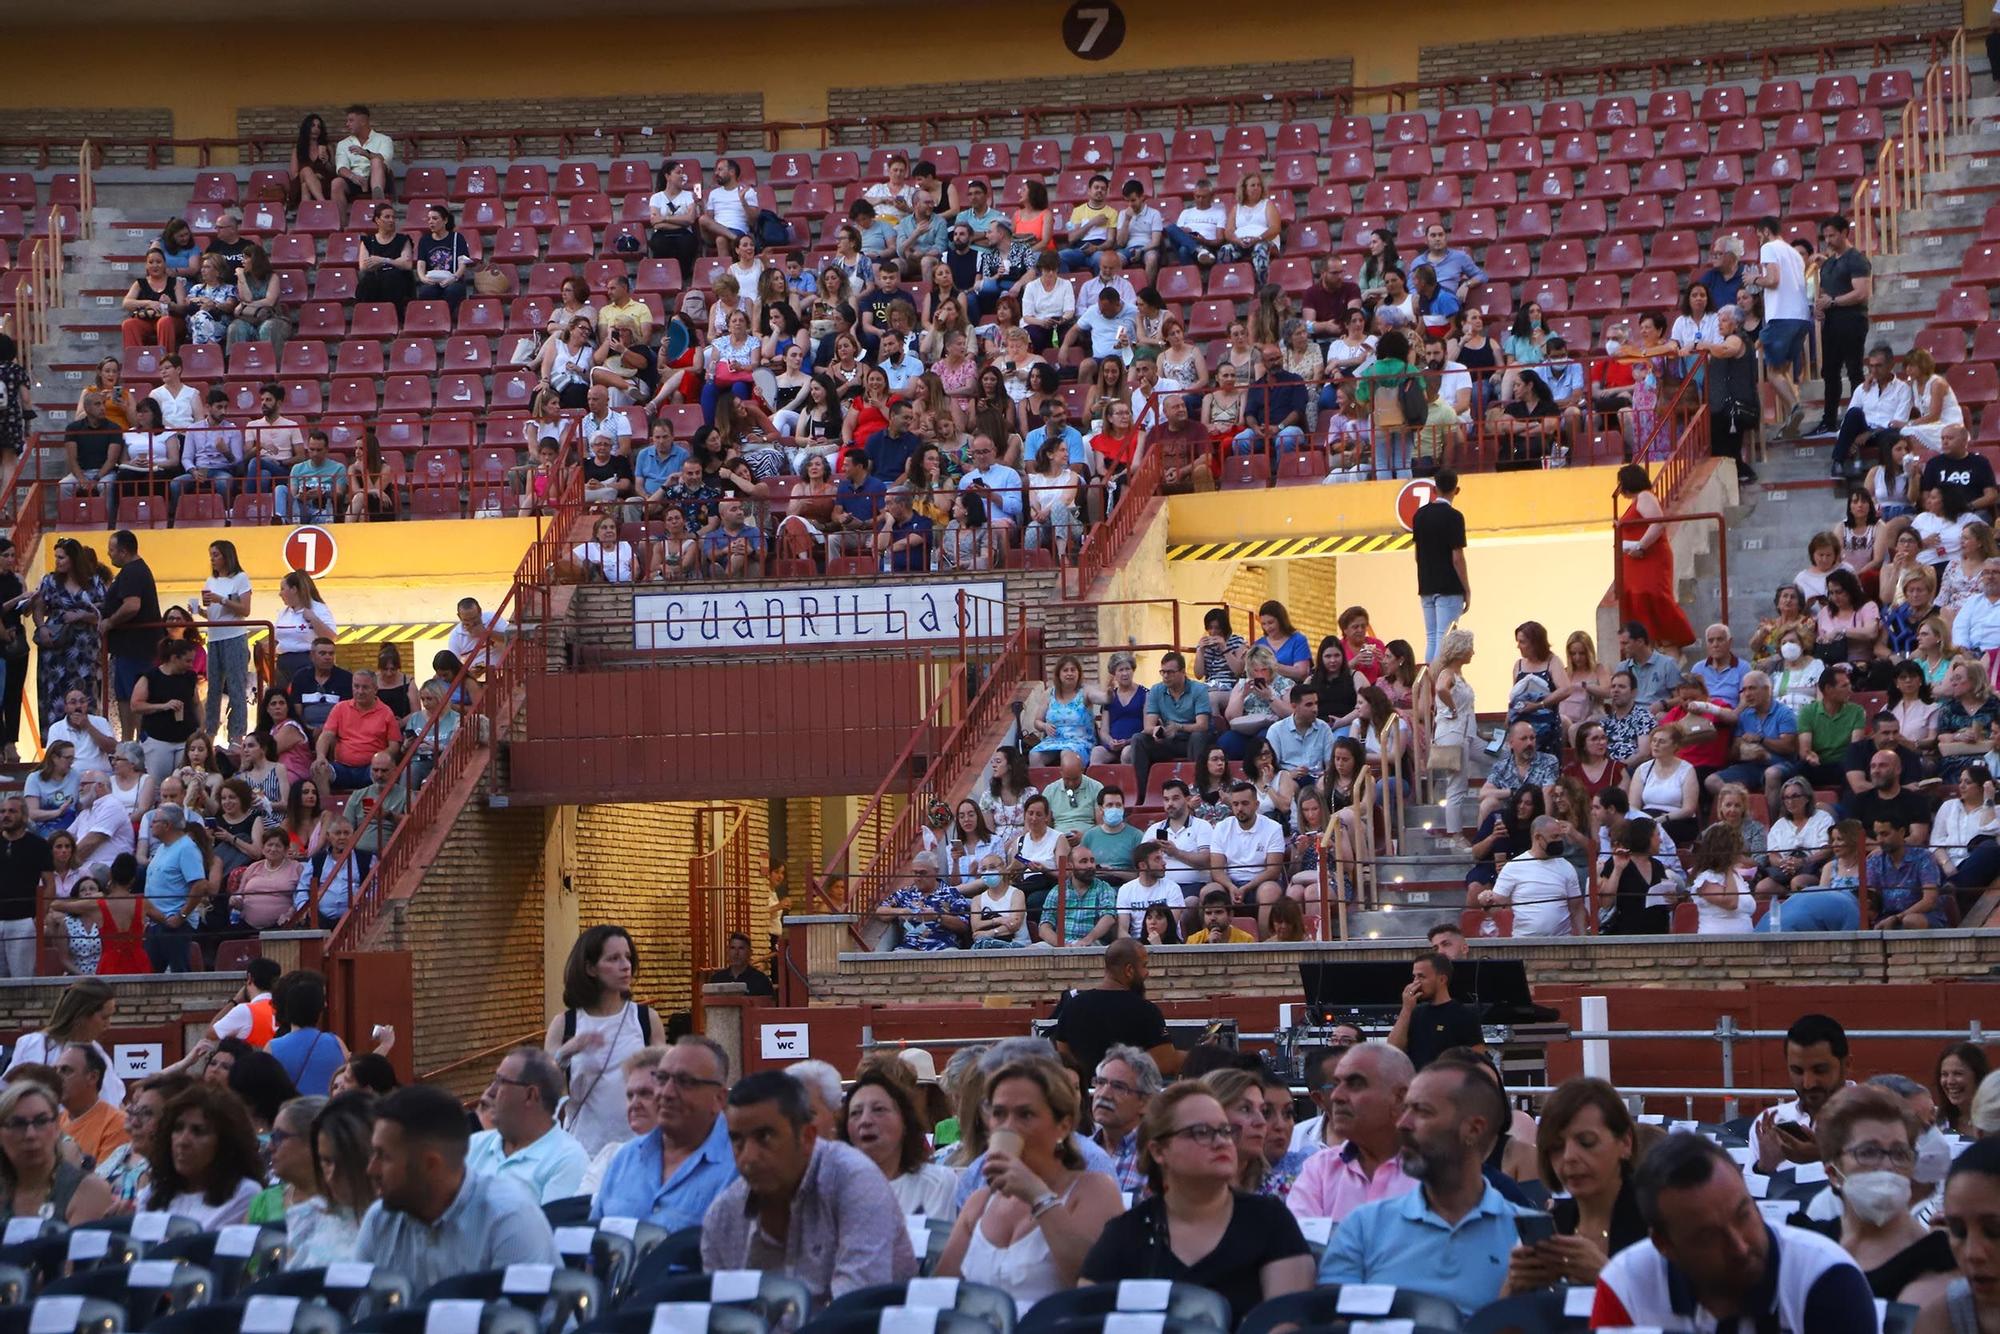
[935,1058,1123,1310]
[1941,520,1997,611]
[1224,645,1294,740]
[1221,174,1281,285]
[1200,1067,1273,1195]
[0,1081,114,1223]
[1936,658,2000,783]
[1546,630,1608,739]
[1901,347,1963,455]
[1421,628,1477,832]
[1025,654,1107,765]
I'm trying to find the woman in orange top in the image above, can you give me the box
[1012,178,1055,250]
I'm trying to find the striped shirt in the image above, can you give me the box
[1591,1223,1874,1332]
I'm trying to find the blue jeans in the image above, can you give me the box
[171,464,242,506]
[1231,426,1307,455]
[1421,594,1466,662]
[1161,226,1214,264]
[145,919,197,972]
[1373,430,1409,480]
[206,634,251,741]
[1057,247,1103,273]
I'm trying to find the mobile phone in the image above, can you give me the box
[1514,1212,1558,1247]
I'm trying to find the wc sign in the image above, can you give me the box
[759,1024,810,1059]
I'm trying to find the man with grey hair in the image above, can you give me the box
[592,1035,736,1229]
[1288,1040,1418,1222]
[873,852,968,951]
[1090,1044,1162,1192]
[1690,623,1746,708]
[314,667,400,794]
[70,770,134,870]
[785,1059,844,1139]
[141,801,206,973]
[204,208,252,277]
[1698,235,1748,312]
[1707,668,1797,798]
[467,1046,589,1204]
[1478,815,1585,936]
[1830,341,1913,478]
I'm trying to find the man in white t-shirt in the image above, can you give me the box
[331,104,395,209]
[1143,780,1213,898]
[1477,816,1586,936]
[448,597,512,675]
[701,158,760,258]
[646,158,702,275]
[1164,179,1229,268]
[1204,782,1286,932]
[1115,843,1185,939]
[209,957,282,1045]
[1751,215,1812,439]
[45,691,115,774]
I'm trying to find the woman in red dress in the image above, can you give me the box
[1616,464,1696,650]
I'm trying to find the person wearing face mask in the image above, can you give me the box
[1797,1085,1958,1308]
[1079,789,1141,884]
[1475,815,1587,936]
[967,852,1029,949]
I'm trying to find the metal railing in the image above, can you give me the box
[1854,35,1969,260]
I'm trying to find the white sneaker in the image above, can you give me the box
[1197,247,1214,263]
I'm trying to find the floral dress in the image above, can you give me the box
[35,574,107,728]
[1627,356,1663,461]
[1037,690,1096,759]
[977,786,1037,844]
[185,281,235,344]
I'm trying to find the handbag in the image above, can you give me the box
[1429,743,1463,773]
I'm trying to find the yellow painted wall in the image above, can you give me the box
[37,518,533,625]
[1168,465,1624,547]
[0,0,1957,148]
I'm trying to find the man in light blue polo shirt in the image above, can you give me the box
[1318,1060,1528,1318]
[1616,621,1683,709]
[1267,687,1334,782]
[952,179,1007,252]
[591,1036,737,1230]
[466,1047,589,1205]
[143,803,209,974]
[1689,623,1748,707]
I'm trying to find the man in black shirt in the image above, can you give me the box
[0,794,53,976]
[1410,467,1469,664]
[580,434,635,522]
[1813,216,1872,434]
[1388,953,1483,1071]
[63,392,120,505]
[1051,939,1183,1077]
[288,637,354,733]
[100,531,162,741]
[1842,746,1932,843]
[0,540,26,763]
[1919,425,1996,517]
[203,210,253,277]
[707,931,776,998]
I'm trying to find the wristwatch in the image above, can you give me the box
[1029,1192,1060,1218]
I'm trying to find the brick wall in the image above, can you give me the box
[0,975,238,1053]
[236,96,768,161]
[0,110,170,166]
[826,59,1356,146]
[1418,4,1958,95]
[808,931,2000,1006]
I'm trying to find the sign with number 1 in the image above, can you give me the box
[284,525,338,577]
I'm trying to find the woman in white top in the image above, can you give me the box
[1669,282,1721,366]
[1325,308,1377,379]
[944,800,997,888]
[1222,173,1282,284]
[570,514,638,584]
[1682,821,1755,933]
[105,741,155,824]
[143,1084,265,1228]
[967,854,1028,948]
[1422,629,1479,832]
[149,356,202,429]
[1865,440,1918,521]
[1901,347,1963,454]
[116,399,182,482]
[540,316,597,409]
[725,233,765,301]
[1019,252,1076,346]
[285,1093,373,1271]
[1628,725,1699,828]
[936,1058,1124,1312]
[1911,486,1970,572]
[1889,660,1940,747]
[706,308,761,391]
[1794,530,1841,605]
[543,926,666,1159]
[1942,520,1998,611]
[1754,777,1835,912]
[1024,441,1082,560]
[543,276,597,341]
[1768,630,1824,711]
[842,1069,959,1217]
[4,978,125,1108]
[1931,763,2000,876]
[272,570,336,685]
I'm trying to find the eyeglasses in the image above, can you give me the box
[1091,1076,1141,1099]
[1162,1122,1239,1147]
[1,1115,56,1134]
[1843,1143,1916,1170]
[659,1072,724,1092]
[268,1129,300,1148]
[489,1075,537,1092]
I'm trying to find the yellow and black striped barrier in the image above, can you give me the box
[1165,532,1416,562]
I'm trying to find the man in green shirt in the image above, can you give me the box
[1045,844,1118,948]
[1080,790,1142,884]
[1044,750,1104,838]
[1781,665,1865,799]
[284,429,348,523]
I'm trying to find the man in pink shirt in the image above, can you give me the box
[1286,1041,1418,1223]
[313,669,401,792]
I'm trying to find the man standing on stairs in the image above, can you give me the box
[1813,217,1872,438]
[1748,215,1812,441]
[1830,344,1914,479]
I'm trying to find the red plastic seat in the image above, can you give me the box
[1693,154,1745,190]
[546,224,593,260]
[1811,76,1862,112]
[1220,454,1270,489]
[1973,323,2000,364]
[328,377,376,413]
[965,142,1011,176]
[1436,141,1487,177]
[1961,244,2000,285]
[1812,144,1867,183]
[436,373,485,410]
[1499,203,1552,242]
[122,496,168,531]
[1186,299,1233,338]
[1538,238,1590,277]
[1950,363,2000,407]
[1730,183,1785,221]
[1360,180,1410,215]
[1276,122,1321,155]
[1414,174,1462,211]
[1383,113,1429,146]
[1272,154,1320,191]
[225,341,276,378]
[1646,90,1692,125]
[1466,282,1514,319]
[1494,137,1542,171]
[1915,327,1966,368]
[1469,172,1518,207]
[1936,288,1992,328]
[386,337,434,374]
[456,298,505,335]
[1555,199,1608,237]
[1482,243,1532,282]
[178,344,224,380]
[323,233,362,266]
[1328,116,1373,149]
[279,341,329,378]
[1325,148,1373,186]
[1577,165,1630,202]
[1699,86,1747,124]
[1670,190,1723,227]
[1831,108,1887,146]
[289,201,339,237]
[1384,145,1432,182]
[1435,108,1483,143]
[280,379,324,415]
[1570,274,1624,314]
[1488,106,1534,139]
[1751,147,1806,185]
[1524,278,1570,313]
[312,268,357,301]
[1754,81,1803,118]
[1525,168,1573,204]
[502,164,550,199]
[348,301,397,337]
[443,336,492,371]
[1449,207,1497,245]
[1602,129,1654,168]
[1864,70,1913,108]
[1017,139,1061,173]
[1629,270,1680,308]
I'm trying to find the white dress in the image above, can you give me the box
[959,1205,1067,1313]
[889,1163,959,1218]
[558,1003,652,1159]
[1904,374,1963,453]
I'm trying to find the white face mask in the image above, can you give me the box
[1780,641,1804,663]
[1604,338,1624,355]
[1837,1169,1912,1227]
[1915,1127,1953,1185]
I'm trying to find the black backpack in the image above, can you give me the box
[1397,373,1430,424]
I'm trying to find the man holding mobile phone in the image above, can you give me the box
[1752,1013,1854,1174]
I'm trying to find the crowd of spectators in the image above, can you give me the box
[0,527,507,976]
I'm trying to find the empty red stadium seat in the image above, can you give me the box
[1383,113,1429,146]
[1186,299,1233,337]
[1328,117,1373,149]
[1629,271,1681,308]
[1973,323,2000,364]
[1937,288,1992,328]
[1577,165,1630,201]
[387,337,435,373]
[1494,137,1542,171]
[1646,90,1692,125]
[1489,105,1535,139]
[1864,70,1913,108]
[329,377,377,413]
[312,268,357,301]
[179,345,224,379]
[1571,275,1624,314]
[1650,229,1701,270]
[1950,363,2000,408]
[1499,204,1552,242]
[1469,172,1518,207]
[1526,168,1573,203]
[1554,199,1607,237]
[1915,327,1966,368]
[1483,244,1532,282]
[1538,239,1590,277]
[225,341,276,378]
